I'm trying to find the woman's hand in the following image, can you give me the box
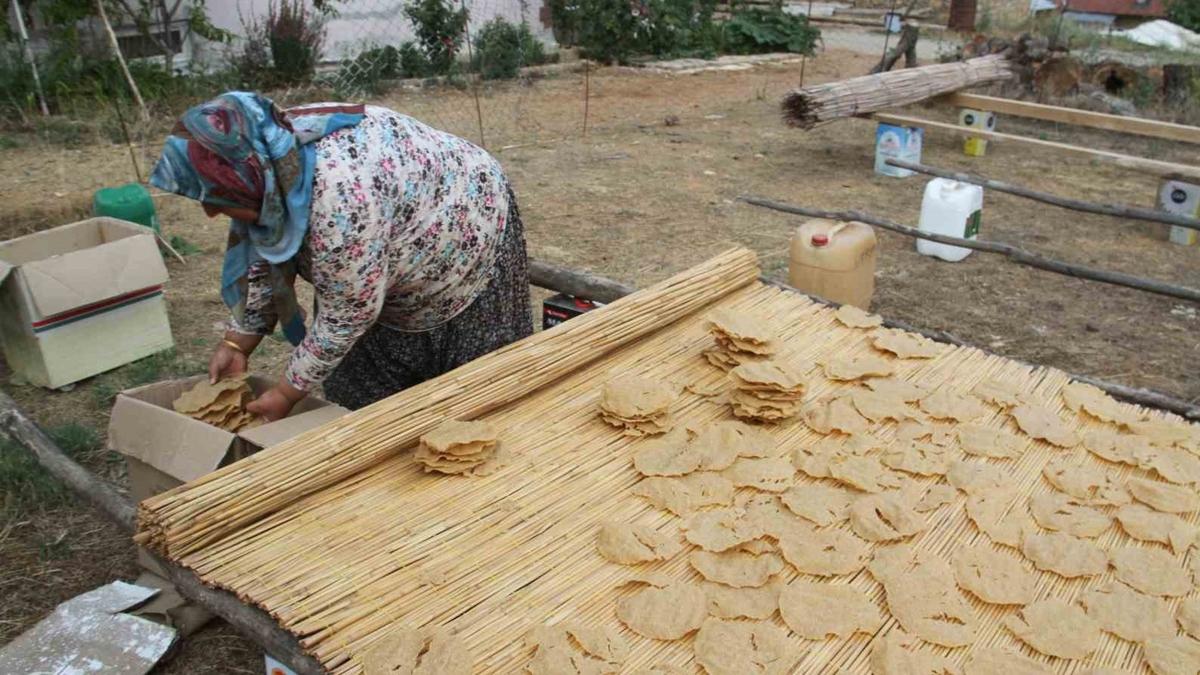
[209,332,261,384]
[247,380,307,422]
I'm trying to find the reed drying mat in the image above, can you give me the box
[135,248,1200,674]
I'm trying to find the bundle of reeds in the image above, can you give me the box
[782,54,1014,129]
[134,248,761,558]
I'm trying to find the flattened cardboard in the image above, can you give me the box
[0,580,177,674]
[131,572,214,637]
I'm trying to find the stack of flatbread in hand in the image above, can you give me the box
[729,360,808,422]
[415,420,500,475]
[599,376,675,436]
[702,310,775,371]
[173,375,261,432]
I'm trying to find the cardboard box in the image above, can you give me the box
[108,374,349,575]
[0,217,174,389]
[873,123,923,178]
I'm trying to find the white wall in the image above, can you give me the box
[202,0,553,64]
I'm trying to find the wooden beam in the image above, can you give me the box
[528,260,635,304]
[0,390,328,675]
[740,195,1200,303]
[885,158,1200,231]
[938,92,1200,145]
[871,112,1200,181]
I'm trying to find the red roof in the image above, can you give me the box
[1061,0,1165,17]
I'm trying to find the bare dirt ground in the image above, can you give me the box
[1,39,1198,672]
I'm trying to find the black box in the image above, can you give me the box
[542,293,602,330]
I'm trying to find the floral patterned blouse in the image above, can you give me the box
[230,106,510,392]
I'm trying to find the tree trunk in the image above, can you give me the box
[1163,64,1200,108]
[869,22,920,74]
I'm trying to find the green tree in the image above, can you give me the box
[403,0,468,75]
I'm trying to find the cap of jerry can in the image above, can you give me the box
[811,233,829,247]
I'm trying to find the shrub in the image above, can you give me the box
[336,44,400,93]
[404,0,469,75]
[473,18,549,80]
[546,0,580,46]
[572,0,723,63]
[723,8,819,55]
[235,0,327,88]
[1169,0,1200,32]
[399,40,433,77]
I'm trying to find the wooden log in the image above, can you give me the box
[938,92,1200,144]
[783,55,1013,129]
[0,390,328,675]
[885,158,1200,231]
[739,195,1200,303]
[528,259,635,303]
[0,390,136,530]
[807,14,948,31]
[871,112,1200,181]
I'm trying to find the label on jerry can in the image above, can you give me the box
[964,210,981,239]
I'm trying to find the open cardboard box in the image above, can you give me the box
[109,374,348,576]
[0,217,173,389]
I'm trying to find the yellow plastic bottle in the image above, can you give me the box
[788,219,878,309]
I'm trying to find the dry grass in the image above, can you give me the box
[0,44,1197,671]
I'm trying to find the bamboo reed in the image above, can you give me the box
[782,54,1015,129]
[136,248,761,558]
[157,277,1191,674]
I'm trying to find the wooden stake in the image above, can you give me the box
[459,0,486,149]
[10,0,49,116]
[95,0,150,123]
[741,195,1200,303]
[886,158,1200,231]
[582,59,591,137]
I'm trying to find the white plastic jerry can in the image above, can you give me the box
[916,178,983,262]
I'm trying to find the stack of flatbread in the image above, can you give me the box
[599,376,675,436]
[172,375,261,432]
[729,360,808,422]
[415,420,500,475]
[702,310,775,371]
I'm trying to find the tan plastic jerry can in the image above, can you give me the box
[788,219,878,309]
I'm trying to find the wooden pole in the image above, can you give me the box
[582,59,591,137]
[10,0,49,116]
[872,112,1200,181]
[740,195,1200,304]
[528,259,634,303]
[459,0,486,149]
[0,390,327,675]
[94,0,151,123]
[886,158,1200,231]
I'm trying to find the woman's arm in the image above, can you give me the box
[209,261,278,383]
[250,215,390,419]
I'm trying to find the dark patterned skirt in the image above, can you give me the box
[323,194,533,410]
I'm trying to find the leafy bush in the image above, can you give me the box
[723,8,819,55]
[235,0,327,88]
[404,0,469,75]
[1169,0,1200,32]
[546,0,580,46]
[571,0,724,63]
[399,41,433,77]
[473,18,549,80]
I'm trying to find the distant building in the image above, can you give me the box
[8,0,554,73]
[1031,0,1167,27]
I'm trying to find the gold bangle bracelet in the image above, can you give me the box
[222,339,247,355]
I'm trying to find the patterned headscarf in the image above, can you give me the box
[149,92,364,345]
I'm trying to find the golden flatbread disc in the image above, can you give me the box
[1109,547,1193,597]
[870,631,958,675]
[1144,636,1200,675]
[1042,457,1129,506]
[822,354,895,381]
[778,580,879,640]
[1029,492,1112,538]
[869,546,976,648]
[834,304,883,329]
[864,377,928,402]
[872,329,946,359]
[615,583,706,640]
[953,544,1036,605]
[780,483,852,526]
[721,457,794,493]
[1021,532,1107,578]
[688,549,784,588]
[920,389,988,422]
[778,526,869,577]
[633,473,735,516]
[1005,598,1100,660]
[964,647,1050,675]
[595,522,681,565]
[1129,477,1200,514]
[633,429,700,477]
[1009,403,1079,448]
[958,423,1025,459]
[692,618,793,675]
[972,378,1029,409]
[684,508,763,552]
[1080,583,1177,643]
[1115,504,1197,555]
[701,579,781,620]
[802,396,870,436]
[966,487,1030,548]
[599,376,675,419]
[849,493,925,542]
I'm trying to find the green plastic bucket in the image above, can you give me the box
[93,183,160,234]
